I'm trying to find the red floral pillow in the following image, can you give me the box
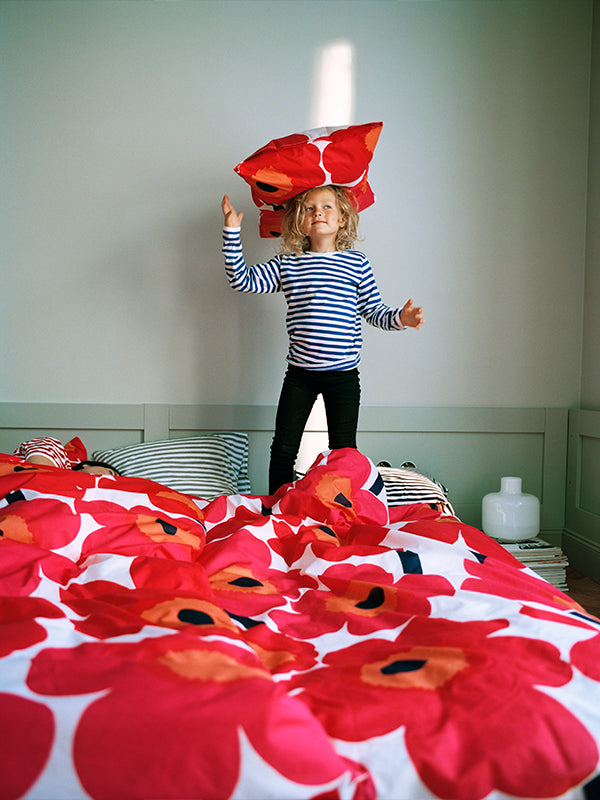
[234,121,383,237]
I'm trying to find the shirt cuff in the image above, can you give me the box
[396,310,407,330]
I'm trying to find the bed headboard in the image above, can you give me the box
[0,402,568,542]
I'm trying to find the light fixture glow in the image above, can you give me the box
[311,40,355,128]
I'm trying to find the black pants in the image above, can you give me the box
[269,365,360,494]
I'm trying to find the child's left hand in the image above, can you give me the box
[400,299,425,329]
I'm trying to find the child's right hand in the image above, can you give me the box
[222,194,244,227]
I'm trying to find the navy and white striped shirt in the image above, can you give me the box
[223,227,404,371]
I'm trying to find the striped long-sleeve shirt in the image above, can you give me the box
[223,227,405,371]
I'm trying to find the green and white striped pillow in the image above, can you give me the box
[93,433,251,500]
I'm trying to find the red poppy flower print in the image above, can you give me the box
[571,632,600,681]
[200,493,273,542]
[398,513,516,562]
[267,520,341,565]
[0,496,81,550]
[271,566,453,639]
[277,448,388,532]
[234,122,383,237]
[0,692,55,800]
[290,615,598,800]
[244,624,318,675]
[130,552,214,595]
[0,538,77,597]
[201,527,318,616]
[268,519,391,568]
[77,500,205,562]
[27,636,355,800]
[519,602,600,631]
[0,455,26,477]
[462,555,577,611]
[0,597,63,657]
[61,578,242,641]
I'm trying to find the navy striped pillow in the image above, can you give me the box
[378,466,454,513]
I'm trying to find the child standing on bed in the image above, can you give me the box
[221,185,424,494]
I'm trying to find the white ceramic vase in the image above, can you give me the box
[482,477,540,542]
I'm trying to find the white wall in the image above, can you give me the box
[0,0,592,408]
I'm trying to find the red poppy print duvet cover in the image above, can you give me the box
[1,448,599,800]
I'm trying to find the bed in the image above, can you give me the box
[2,439,600,800]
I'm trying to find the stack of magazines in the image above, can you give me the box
[500,537,569,591]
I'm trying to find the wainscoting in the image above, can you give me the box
[565,409,600,581]
[1,402,571,541]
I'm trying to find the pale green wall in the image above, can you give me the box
[0,0,593,409]
[0,401,569,540]
[582,0,600,410]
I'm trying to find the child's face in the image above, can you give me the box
[301,188,345,240]
[80,464,117,476]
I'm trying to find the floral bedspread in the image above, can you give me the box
[1,448,600,800]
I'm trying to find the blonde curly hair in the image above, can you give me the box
[279,185,361,254]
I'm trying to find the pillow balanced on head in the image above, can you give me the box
[234,121,383,237]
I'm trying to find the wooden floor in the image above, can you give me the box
[566,568,600,618]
